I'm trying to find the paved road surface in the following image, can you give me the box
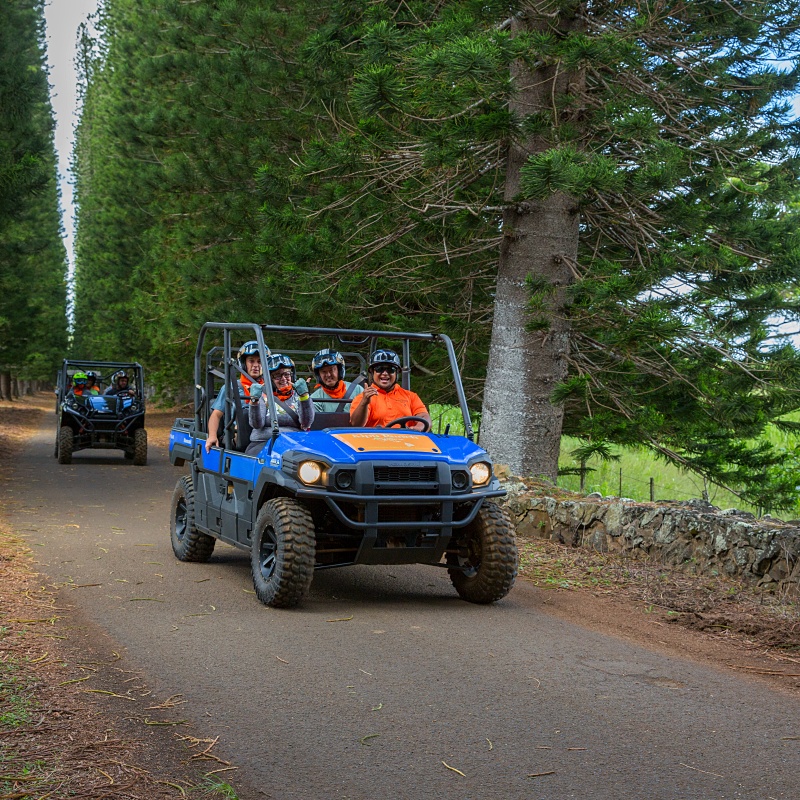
[4,423,799,799]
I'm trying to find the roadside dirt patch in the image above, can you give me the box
[516,538,800,694]
[0,394,243,799]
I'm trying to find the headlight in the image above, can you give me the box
[298,461,323,485]
[470,462,491,486]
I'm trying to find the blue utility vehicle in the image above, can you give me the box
[168,324,517,608]
[55,360,147,465]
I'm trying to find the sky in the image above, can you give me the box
[43,0,101,281]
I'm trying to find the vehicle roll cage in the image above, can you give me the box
[194,323,475,446]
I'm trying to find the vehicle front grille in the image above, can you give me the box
[373,466,437,483]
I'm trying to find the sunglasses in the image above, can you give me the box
[373,366,398,375]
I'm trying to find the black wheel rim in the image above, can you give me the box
[258,525,278,581]
[174,497,187,541]
[457,535,481,577]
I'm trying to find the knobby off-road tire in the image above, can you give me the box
[251,498,316,609]
[170,475,215,562]
[447,501,518,604]
[132,428,148,466]
[57,426,73,465]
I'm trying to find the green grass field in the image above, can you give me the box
[429,404,797,515]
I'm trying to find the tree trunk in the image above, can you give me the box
[480,10,582,481]
[0,371,11,401]
[11,377,20,398]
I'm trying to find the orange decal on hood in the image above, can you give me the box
[332,432,440,453]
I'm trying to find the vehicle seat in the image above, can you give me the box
[309,412,351,430]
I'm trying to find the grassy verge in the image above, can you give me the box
[429,403,791,514]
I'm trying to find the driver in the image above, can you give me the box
[349,349,431,431]
[205,341,267,453]
[105,371,135,397]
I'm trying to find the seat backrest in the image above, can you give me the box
[235,415,253,452]
[309,412,351,431]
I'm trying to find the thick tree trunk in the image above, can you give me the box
[0,371,11,401]
[11,377,20,398]
[480,10,582,480]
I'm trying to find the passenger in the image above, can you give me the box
[85,371,101,396]
[310,348,363,412]
[205,341,267,453]
[349,349,431,431]
[68,372,90,398]
[104,371,134,397]
[246,354,314,456]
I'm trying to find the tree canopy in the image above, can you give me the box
[71,0,800,509]
[0,0,68,381]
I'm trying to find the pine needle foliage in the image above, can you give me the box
[257,0,800,509]
[0,0,68,379]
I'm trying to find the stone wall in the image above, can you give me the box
[501,480,800,594]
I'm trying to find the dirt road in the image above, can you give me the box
[4,419,800,799]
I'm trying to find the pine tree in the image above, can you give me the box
[0,0,68,385]
[258,0,800,508]
[72,0,324,390]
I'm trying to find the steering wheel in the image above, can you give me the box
[384,415,431,432]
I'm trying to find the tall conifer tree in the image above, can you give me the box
[73,0,322,388]
[258,0,800,507]
[0,0,68,383]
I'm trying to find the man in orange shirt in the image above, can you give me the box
[349,349,432,431]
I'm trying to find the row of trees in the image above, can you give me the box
[72,1,800,509]
[0,0,68,392]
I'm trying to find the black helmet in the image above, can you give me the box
[112,370,129,384]
[268,353,296,382]
[369,349,401,371]
[312,348,346,382]
[237,340,270,374]
[86,370,98,382]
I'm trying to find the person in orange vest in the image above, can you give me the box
[68,371,90,397]
[349,349,431,431]
[245,354,314,455]
[310,348,364,412]
[84,371,101,396]
[205,341,268,452]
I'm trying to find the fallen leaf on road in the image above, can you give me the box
[360,734,380,746]
[58,676,91,686]
[442,761,466,777]
[83,689,135,701]
[327,616,353,623]
[528,771,556,778]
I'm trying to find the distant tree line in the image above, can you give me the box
[0,0,68,396]
[72,1,800,510]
